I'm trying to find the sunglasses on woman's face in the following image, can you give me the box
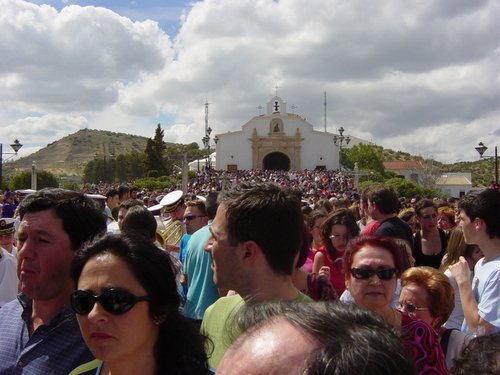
[70,288,149,315]
[350,268,396,281]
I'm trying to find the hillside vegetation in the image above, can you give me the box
[7,129,495,187]
[11,129,151,176]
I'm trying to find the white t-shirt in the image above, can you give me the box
[444,268,465,330]
[461,256,500,334]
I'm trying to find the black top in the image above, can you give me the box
[413,229,448,269]
[375,216,414,250]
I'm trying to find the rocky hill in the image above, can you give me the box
[11,129,150,176]
[7,129,495,187]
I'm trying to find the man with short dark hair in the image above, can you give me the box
[116,199,144,231]
[111,185,131,220]
[104,188,119,223]
[218,301,416,375]
[366,185,413,247]
[201,183,311,369]
[183,193,221,325]
[450,188,500,335]
[0,189,106,374]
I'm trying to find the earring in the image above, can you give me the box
[153,313,167,325]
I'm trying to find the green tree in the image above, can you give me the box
[11,170,59,190]
[344,144,385,174]
[144,124,167,177]
[359,178,439,199]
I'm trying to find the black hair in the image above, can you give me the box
[17,188,106,250]
[221,183,303,276]
[320,208,360,261]
[414,198,437,216]
[366,185,400,214]
[106,189,119,200]
[121,205,157,240]
[459,189,500,239]
[450,332,500,375]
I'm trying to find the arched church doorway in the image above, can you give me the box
[263,152,290,171]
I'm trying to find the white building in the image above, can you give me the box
[435,173,473,198]
[383,160,425,185]
[214,95,365,171]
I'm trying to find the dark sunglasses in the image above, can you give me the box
[350,268,396,281]
[183,215,204,221]
[70,288,149,315]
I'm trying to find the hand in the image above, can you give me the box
[449,256,471,285]
[319,266,330,279]
[164,244,179,253]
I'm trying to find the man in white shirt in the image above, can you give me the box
[450,189,500,335]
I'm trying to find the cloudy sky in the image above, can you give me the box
[1,0,499,164]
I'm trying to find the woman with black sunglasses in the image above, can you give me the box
[68,234,209,375]
[343,234,447,375]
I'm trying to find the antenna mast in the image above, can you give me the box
[324,91,327,132]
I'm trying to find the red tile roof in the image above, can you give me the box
[383,160,424,170]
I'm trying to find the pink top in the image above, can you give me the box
[400,314,448,374]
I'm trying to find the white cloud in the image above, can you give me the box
[1,0,499,164]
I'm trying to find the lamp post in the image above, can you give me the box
[475,142,498,187]
[202,126,212,170]
[0,139,23,189]
[333,127,350,170]
[31,160,37,190]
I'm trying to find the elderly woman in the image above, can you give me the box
[313,208,359,296]
[343,234,447,375]
[399,266,469,370]
[68,234,208,375]
[437,206,456,237]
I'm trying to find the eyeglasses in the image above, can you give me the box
[70,289,149,315]
[329,234,349,242]
[350,268,396,281]
[183,215,204,221]
[397,302,429,317]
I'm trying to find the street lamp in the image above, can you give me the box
[475,142,498,187]
[0,139,23,188]
[333,127,350,170]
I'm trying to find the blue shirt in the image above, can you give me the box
[0,294,94,375]
[183,224,220,320]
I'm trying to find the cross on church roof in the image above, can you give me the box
[275,84,280,97]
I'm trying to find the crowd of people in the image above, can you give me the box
[0,170,498,374]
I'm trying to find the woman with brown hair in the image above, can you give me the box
[437,206,457,237]
[399,266,469,370]
[413,199,447,269]
[313,208,359,296]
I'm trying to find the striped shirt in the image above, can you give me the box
[0,294,93,374]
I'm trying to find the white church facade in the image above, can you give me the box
[213,95,365,171]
